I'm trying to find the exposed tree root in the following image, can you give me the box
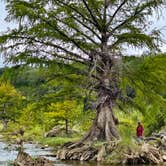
[14,151,53,166]
[56,140,118,161]
[56,142,98,161]
[123,143,165,165]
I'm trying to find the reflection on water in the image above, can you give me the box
[57,160,110,166]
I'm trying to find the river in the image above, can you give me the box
[0,141,108,166]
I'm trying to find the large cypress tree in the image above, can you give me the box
[0,0,165,141]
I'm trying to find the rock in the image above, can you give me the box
[14,151,54,166]
[163,155,166,161]
[45,127,77,137]
[14,152,33,166]
[34,157,53,166]
[152,132,166,138]
[97,145,106,161]
[41,145,49,149]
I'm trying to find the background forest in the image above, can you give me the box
[0,53,165,146]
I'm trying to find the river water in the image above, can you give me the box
[0,141,56,165]
[0,141,107,166]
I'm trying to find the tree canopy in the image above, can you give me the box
[0,0,165,141]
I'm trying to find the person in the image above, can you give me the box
[136,121,144,143]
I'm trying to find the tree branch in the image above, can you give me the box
[51,15,99,45]
[106,0,127,29]
[8,34,90,63]
[107,1,159,38]
[37,15,90,56]
[56,0,101,32]
[81,0,101,32]
[71,15,101,41]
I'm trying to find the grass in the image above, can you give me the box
[38,136,80,147]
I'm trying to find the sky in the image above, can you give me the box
[0,1,166,67]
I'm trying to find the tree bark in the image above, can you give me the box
[2,103,8,131]
[83,85,120,141]
[82,56,120,141]
[81,30,121,140]
[2,119,8,131]
[65,119,68,134]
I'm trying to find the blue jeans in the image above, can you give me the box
[136,136,144,143]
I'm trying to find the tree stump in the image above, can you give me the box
[14,151,54,166]
[123,143,165,165]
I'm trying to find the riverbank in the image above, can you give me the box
[0,129,165,165]
[55,131,166,165]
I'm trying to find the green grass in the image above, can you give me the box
[38,136,80,147]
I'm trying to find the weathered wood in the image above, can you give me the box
[14,151,54,166]
[56,143,98,161]
[123,143,165,165]
[97,145,106,161]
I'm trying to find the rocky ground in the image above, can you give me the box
[13,130,166,165]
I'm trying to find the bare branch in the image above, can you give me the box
[106,0,127,29]
[71,15,101,41]
[51,15,100,45]
[56,0,101,32]
[81,0,101,32]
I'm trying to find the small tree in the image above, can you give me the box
[0,81,23,130]
[47,100,79,134]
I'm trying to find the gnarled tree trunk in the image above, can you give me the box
[56,40,121,161]
[84,105,120,141]
[56,57,121,160]
[82,51,121,141]
[83,78,120,141]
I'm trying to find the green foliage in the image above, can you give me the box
[76,110,95,132]
[0,0,165,65]
[0,0,165,141]
[0,81,24,123]
[121,54,166,134]
[0,53,166,140]
[47,100,79,122]
[39,137,80,147]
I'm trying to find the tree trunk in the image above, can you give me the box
[83,86,120,141]
[83,75,120,141]
[2,103,8,131]
[65,119,68,134]
[83,46,121,141]
[2,119,8,131]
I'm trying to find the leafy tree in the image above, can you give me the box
[0,81,23,130]
[119,54,166,135]
[47,100,80,134]
[0,0,165,141]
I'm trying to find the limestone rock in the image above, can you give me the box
[45,127,77,137]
